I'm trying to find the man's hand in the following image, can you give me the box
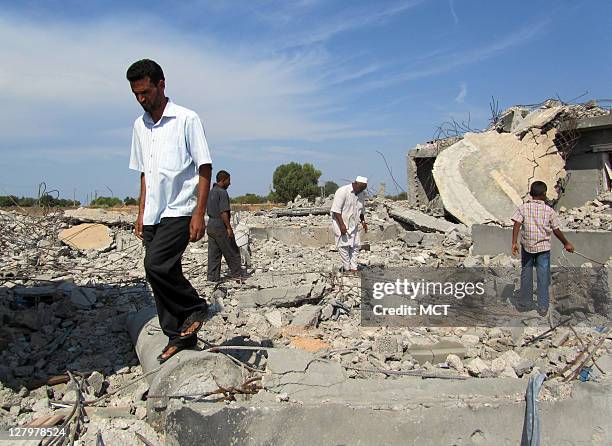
[227,227,234,238]
[564,242,575,253]
[361,222,368,233]
[189,214,205,242]
[512,243,519,257]
[135,213,144,240]
[340,224,348,235]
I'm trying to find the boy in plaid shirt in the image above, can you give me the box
[511,181,574,316]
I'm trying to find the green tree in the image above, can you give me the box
[232,193,268,204]
[0,195,19,206]
[90,196,123,207]
[18,197,36,207]
[323,181,339,196]
[124,196,139,206]
[271,162,322,203]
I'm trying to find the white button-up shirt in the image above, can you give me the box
[330,184,366,247]
[129,100,213,225]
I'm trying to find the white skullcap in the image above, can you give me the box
[355,176,368,184]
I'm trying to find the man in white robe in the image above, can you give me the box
[331,176,368,272]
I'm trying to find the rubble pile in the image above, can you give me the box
[2,191,610,443]
[559,193,612,231]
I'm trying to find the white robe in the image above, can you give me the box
[330,184,365,248]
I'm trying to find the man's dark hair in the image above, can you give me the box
[126,59,165,84]
[216,170,230,182]
[530,181,547,197]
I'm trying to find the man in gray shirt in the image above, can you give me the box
[207,170,242,281]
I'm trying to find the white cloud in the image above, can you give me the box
[361,18,551,89]
[0,14,378,156]
[264,0,425,49]
[455,82,468,103]
[449,0,459,25]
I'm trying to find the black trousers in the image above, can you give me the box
[143,217,207,348]
[206,226,242,282]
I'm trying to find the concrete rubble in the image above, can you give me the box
[1,99,611,445]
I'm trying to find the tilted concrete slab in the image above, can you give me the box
[58,223,113,251]
[238,283,328,308]
[512,106,563,134]
[386,205,463,233]
[433,131,566,226]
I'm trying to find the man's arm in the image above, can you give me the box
[135,173,146,240]
[360,212,368,233]
[333,212,347,235]
[220,210,234,238]
[553,228,574,252]
[550,210,573,252]
[511,221,521,256]
[189,164,212,242]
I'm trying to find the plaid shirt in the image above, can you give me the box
[511,200,560,253]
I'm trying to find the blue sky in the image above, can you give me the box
[0,0,610,202]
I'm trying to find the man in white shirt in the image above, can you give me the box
[127,59,212,363]
[331,176,368,272]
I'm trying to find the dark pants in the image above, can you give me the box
[143,217,207,348]
[207,226,242,282]
[520,246,551,310]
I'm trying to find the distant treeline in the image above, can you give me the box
[386,192,407,201]
[0,195,80,207]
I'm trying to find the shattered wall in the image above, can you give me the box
[557,114,612,209]
[406,137,461,210]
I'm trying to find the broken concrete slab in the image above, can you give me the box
[400,231,424,246]
[433,130,566,226]
[63,207,136,225]
[387,205,461,233]
[497,107,530,132]
[238,283,327,308]
[263,349,348,397]
[59,223,113,251]
[512,106,563,135]
[290,305,321,328]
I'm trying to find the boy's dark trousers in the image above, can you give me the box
[143,217,207,348]
[520,246,551,310]
[206,226,242,282]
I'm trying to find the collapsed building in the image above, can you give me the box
[407,100,612,223]
[0,100,611,445]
